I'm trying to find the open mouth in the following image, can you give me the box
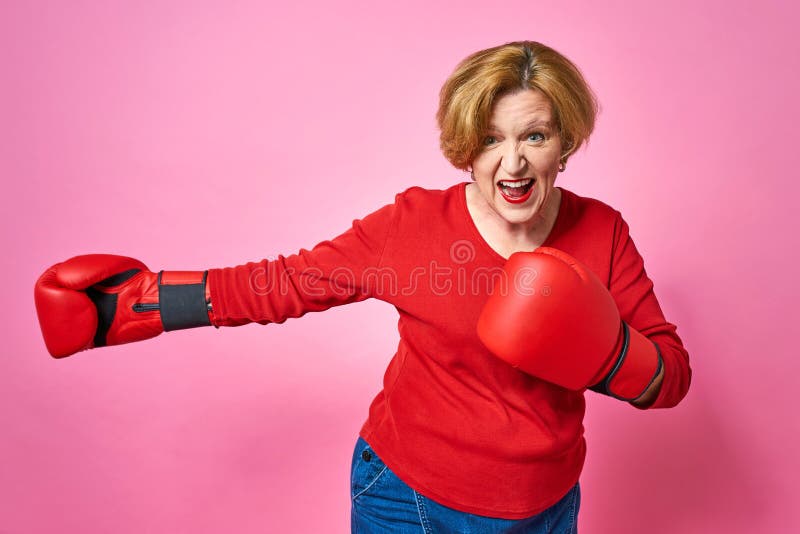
[497,179,535,203]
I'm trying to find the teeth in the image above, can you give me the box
[498,179,533,187]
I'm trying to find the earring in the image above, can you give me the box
[558,161,566,173]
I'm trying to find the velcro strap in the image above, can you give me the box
[158,271,211,331]
[589,323,663,401]
[159,271,206,285]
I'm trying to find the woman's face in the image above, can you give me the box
[471,88,563,229]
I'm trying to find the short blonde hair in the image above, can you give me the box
[436,41,599,171]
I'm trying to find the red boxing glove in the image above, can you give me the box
[477,247,662,402]
[34,254,213,358]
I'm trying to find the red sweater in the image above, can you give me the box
[207,182,692,519]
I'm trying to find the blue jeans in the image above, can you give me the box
[350,436,580,533]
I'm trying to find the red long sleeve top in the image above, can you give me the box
[206,182,692,519]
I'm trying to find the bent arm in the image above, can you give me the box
[608,214,692,410]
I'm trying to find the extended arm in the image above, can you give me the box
[34,200,397,358]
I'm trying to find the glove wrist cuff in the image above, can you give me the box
[158,271,212,331]
[589,322,663,402]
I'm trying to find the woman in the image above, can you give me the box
[34,41,692,533]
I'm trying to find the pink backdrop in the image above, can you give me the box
[3,0,798,532]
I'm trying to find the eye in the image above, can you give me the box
[528,132,545,142]
[483,136,497,146]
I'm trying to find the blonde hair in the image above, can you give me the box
[436,41,599,171]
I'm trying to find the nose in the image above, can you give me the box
[500,142,527,176]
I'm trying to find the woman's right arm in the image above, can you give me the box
[34,199,398,357]
[207,200,397,327]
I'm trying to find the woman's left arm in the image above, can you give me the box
[608,213,692,410]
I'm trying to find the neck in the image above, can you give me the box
[479,185,561,242]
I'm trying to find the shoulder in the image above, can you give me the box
[357,184,453,220]
[560,187,623,224]
[555,187,628,258]
[389,182,465,214]
[394,182,463,202]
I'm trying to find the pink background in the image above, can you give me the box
[3,0,798,532]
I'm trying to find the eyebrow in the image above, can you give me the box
[487,119,553,131]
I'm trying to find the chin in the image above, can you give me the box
[499,207,543,224]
